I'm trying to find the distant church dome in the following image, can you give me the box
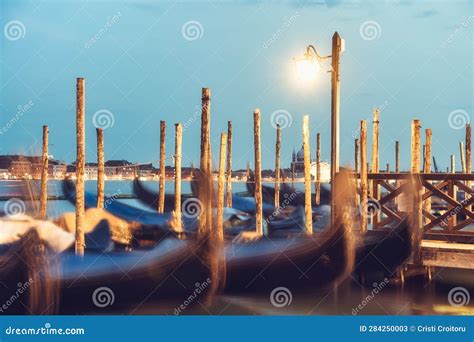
[296,145,304,161]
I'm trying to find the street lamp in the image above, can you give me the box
[293,45,330,82]
[294,32,344,225]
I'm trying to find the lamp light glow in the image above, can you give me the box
[294,55,321,82]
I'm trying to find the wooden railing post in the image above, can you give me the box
[75,78,85,256]
[225,121,233,208]
[275,124,281,208]
[315,133,321,206]
[360,120,368,233]
[39,125,49,219]
[158,120,166,213]
[96,128,105,209]
[303,115,313,234]
[217,133,227,241]
[254,109,263,236]
[411,119,422,264]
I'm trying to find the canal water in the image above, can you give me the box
[0,180,472,315]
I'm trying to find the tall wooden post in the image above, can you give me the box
[225,121,233,208]
[466,124,472,210]
[96,128,105,209]
[360,121,368,233]
[371,108,380,174]
[411,121,421,173]
[466,124,472,174]
[254,109,263,236]
[460,142,466,173]
[217,133,227,241]
[39,125,49,220]
[411,119,422,264]
[371,108,380,228]
[395,141,400,173]
[303,116,313,234]
[158,120,166,213]
[75,78,85,256]
[173,123,182,232]
[354,138,359,173]
[315,133,321,206]
[448,154,456,230]
[424,129,432,221]
[394,140,400,209]
[275,124,281,208]
[330,31,342,225]
[200,88,212,232]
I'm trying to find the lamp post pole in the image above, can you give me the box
[330,31,342,225]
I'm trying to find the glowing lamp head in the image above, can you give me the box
[294,54,321,82]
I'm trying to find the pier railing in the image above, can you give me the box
[364,172,474,238]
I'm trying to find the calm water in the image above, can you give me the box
[0,180,472,315]
[0,179,311,218]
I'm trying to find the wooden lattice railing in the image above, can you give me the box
[362,173,474,236]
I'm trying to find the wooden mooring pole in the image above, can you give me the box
[359,120,368,233]
[217,133,227,241]
[173,123,182,232]
[225,121,233,208]
[158,120,166,213]
[424,129,432,222]
[466,124,472,175]
[411,119,422,264]
[75,78,85,256]
[303,116,313,234]
[254,109,263,236]
[395,140,400,209]
[200,88,212,232]
[466,124,472,210]
[371,108,380,228]
[39,125,48,220]
[354,138,359,173]
[460,142,466,173]
[96,128,105,209]
[316,133,321,206]
[275,124,281,208]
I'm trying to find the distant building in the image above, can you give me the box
[105,160,137,178]
[137,163,153,178]
[85,163,98,179]
[0,169,9,179]
[49,162,67,178]
[10,160,32,178]
[290,146,330,181]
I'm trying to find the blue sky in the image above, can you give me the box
[0,0,472,170]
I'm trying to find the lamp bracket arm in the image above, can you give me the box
[306,45,331,62]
